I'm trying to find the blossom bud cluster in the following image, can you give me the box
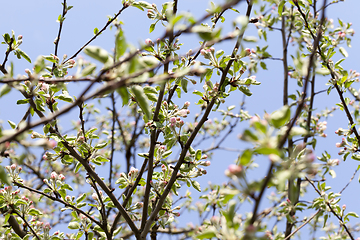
[200,47,215,60]
[315,121,327,137]
[163,101,191,130]
[92,191,103,202]
[0,186,20,204]
[42,151,57,161]
[156,145,167,160]
[335,137,358,157]
[5,163,22,183]
[50,171,66,182]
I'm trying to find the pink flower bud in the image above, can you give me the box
[50,171,58,180]
[10,164,16,170]
[49,140,57,149]
[226,164,243,177]
[145,38,154,46]
[59,174,65,181]
[44,223,51,230]
[170,117,176,124]
[92,193,98,200]
[178,109,188,117]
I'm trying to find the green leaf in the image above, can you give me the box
[68,222,80,229]
[132,85,151,122]
[162,150,172,159]
[193,90,203,97]
[339,47,348,58]
[4,214,10,225]
[195,149,202,160]
[254,147,280,155]
[191,180,201,192]
[28,208,43,216]
[3,33,11,43]
[143,86,157,94]
[239,86,252,96]
[76,193,87,204]
[116,87,129,106]
[290,127,308,137]
[0,166,11,185]
[270,105,291,128]
[145,92,158,102]
[149,23,156,33]
[239,149,252,166]
[16,99,29,105]
[181,79,188,93]
[93,28,99,35]
[345,212,359,218]
[8,120,16,129]
[56,91,74,103]
[192,25,212,41]
[18,49,31,63]
[243,36,258,42]
[316,68,330,75]
[0,84,11,97]
[81,64,97,77]
[240,129,258,142]
[94,156,109,162]
[95,142,108,149]
[260,61,267,70]
[196,230,217,239]
[278,0,286,16]
[115,28,127,60]
[84,46,109,64]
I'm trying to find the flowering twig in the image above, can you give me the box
[11,206,40,240]
[13,182,102,227]
[306,177,355,240]
[250,0,327,226]
[64,4,129,63]
[284,209,321,240]
[52,0,68,74]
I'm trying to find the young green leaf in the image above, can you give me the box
[132,85,151,121]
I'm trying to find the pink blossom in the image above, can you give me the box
[43,223,51,230]
[145,38,154,46]
[10,164,16,170]
[92,193,98,200]
[59,174,65,181]
[226,164,243,176]
[50,171,58,180]
[178,109,188,117]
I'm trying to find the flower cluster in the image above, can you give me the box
[0,186,20,205]
[5,163,22,183]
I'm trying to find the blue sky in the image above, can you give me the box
[1,0,360,238]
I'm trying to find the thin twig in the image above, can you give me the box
[14,181,102,227]
[284,209,321,240]
[52,0,68,74]
[64,4,129,63]
[306,177,355,240]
